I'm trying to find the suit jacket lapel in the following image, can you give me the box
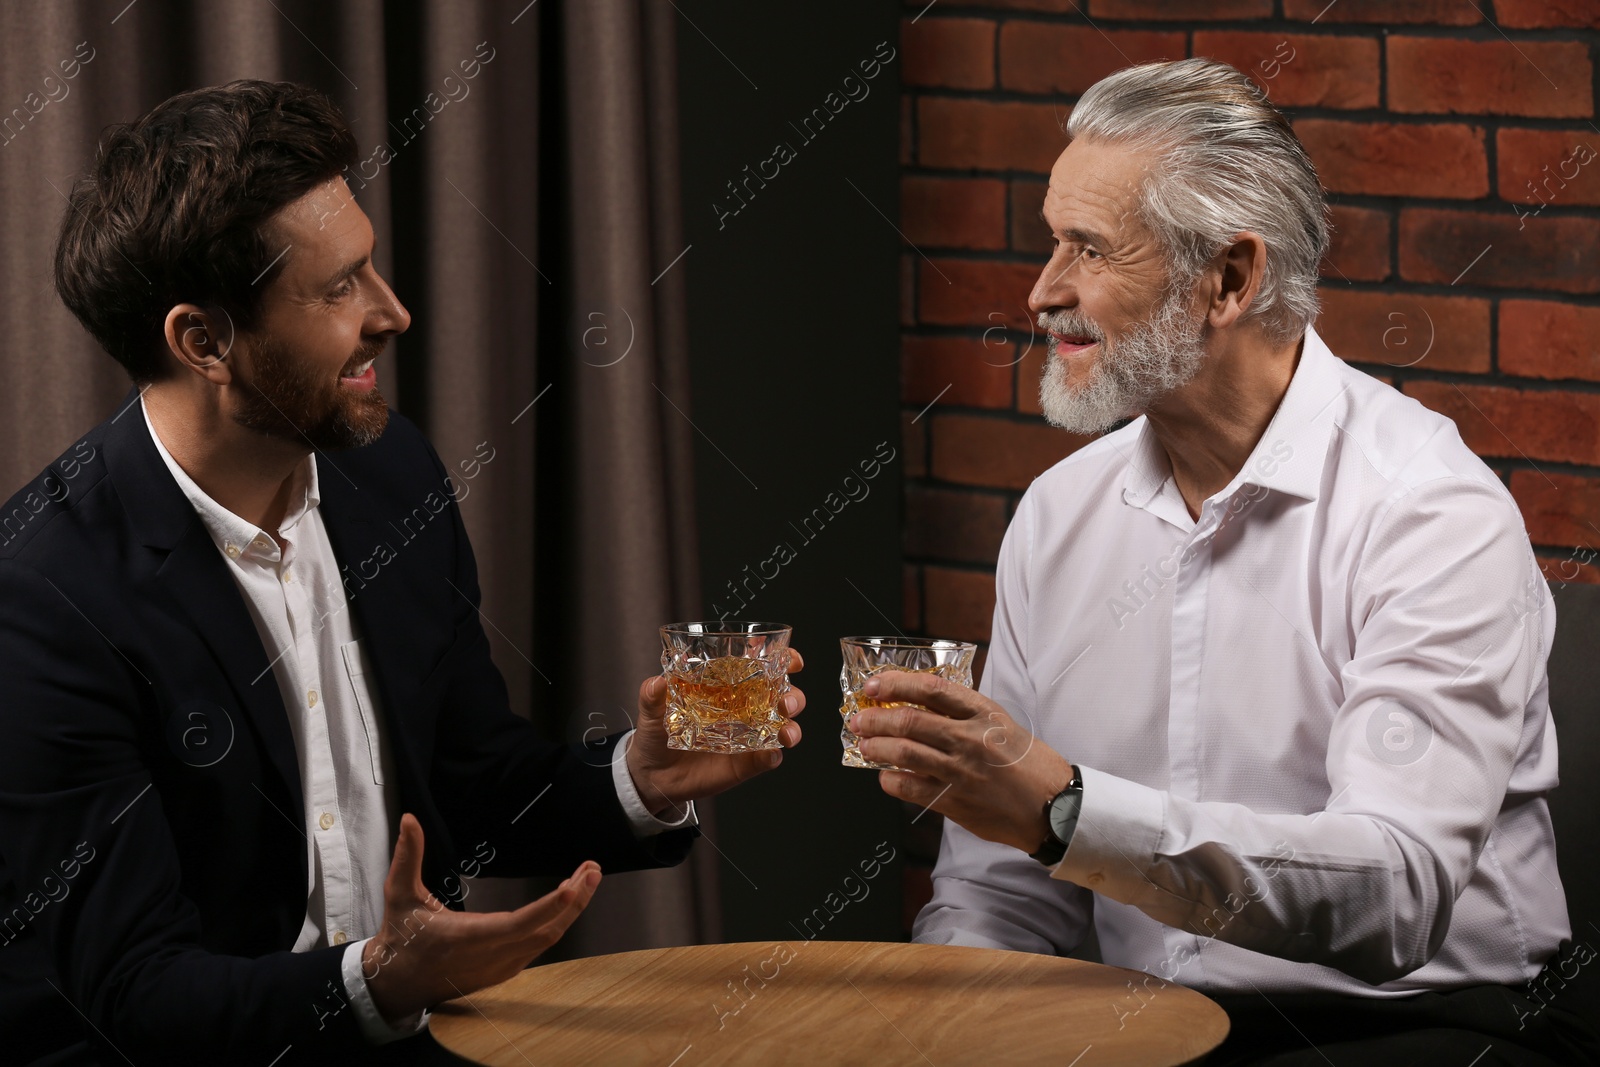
[104,387,305,823]
[157,527,306,819]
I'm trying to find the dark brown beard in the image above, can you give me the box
[232,335,389,450]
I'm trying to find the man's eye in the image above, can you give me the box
[1082,248,1103,261]
[330,279,354,298]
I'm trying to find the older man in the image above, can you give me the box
[853,58,1596,1065]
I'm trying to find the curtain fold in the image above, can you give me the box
[556,0,715,953]
[0,0,710,954]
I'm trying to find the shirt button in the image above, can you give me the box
[281,566,292,583]
[332,931,348,946]
[224,542,240,558]
[319,812,335,831]
[307,690,318,708]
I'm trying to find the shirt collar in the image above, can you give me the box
[1121,324,1344,512]
[140,394,321,562]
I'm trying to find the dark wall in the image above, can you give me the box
[675,1,906,944]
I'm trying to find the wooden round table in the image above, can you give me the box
[431,940,1229,1066]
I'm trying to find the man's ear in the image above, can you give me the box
[1205,231,1268,332]
[162,304,234,382]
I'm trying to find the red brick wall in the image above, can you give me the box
[896,0,1600,931]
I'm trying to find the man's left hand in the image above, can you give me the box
[626,649,806,819]
[851,669,1073,854]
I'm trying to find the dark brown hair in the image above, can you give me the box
[54,80,359,382]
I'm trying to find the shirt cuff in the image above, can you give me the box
[612,729,698,837]
[1050,764,1165,887]
[342,938,429,1044]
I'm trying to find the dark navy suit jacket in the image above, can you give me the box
[0,388,695,1064]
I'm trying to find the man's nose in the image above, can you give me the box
[372,276,411,337]
[1028,253,1078,316]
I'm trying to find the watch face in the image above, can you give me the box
[1049,788,1082,841]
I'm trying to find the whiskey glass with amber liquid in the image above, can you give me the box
[661,622,793,753]
[839,636,977,769]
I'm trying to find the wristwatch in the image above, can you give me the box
[1029,765,1083,868]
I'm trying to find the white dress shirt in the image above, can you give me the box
[142,398,693,1041]
[914,326,1569,999]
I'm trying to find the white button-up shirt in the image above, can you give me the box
[142,398,692,1041]
[914,326,1569,1000]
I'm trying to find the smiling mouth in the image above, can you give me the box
[339,356,379,392]
[1049,332,1099,350]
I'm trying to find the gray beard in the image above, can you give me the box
[1038,285,1207,435]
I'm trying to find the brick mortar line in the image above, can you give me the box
[900,225,1600,253]
[902,454,1600,484]
[902,458,1600,482]
[906,284,1600,316]
[900,337,1600,364]
[1389,369,1600,392]
[907,89,1595,125]
[908,548,1600,572]
[1589,20,1600,135]
[1316,282,1600,306]
[895,365,1600,393]
[899,201,1600,222]
[905,558,1007,573]
[907,557,1002,575]
[900,127,1600,178]
[905,483,1019,498]
[1496,455,1600,478]
[897,405,1055,421]
[899,255,1600,303]
[1329,200,1600,217]
[1489,288,1502,376]
[903,475,1063,495]
[902,184,1600,209]
[899,6,1600,38]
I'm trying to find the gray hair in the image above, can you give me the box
[1066,57,1329,345]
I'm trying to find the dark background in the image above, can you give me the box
[677,0,907,943]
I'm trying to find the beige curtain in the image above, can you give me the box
[0,0,713,954]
